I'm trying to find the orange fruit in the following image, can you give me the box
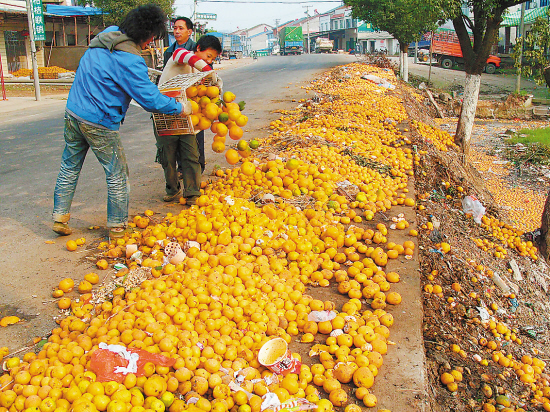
[223,91,236,103]
[186,86,198,98]
[190,100,200,114]
[206,86,220,99]
[225,149,239,165]
[58,278,74,292]
[197,116,212,131]
[197,85,208,97]
[235,115,248,127]
[84,272,99,285]
[216,123,228,137]
[229,126,243,140]
[212,141,225,153]
[96,259,108,270]
[228,109,241,121]
[240,162,256,176]
[66,240,78,251]
[204,103,219,120]
[190,115,200,126]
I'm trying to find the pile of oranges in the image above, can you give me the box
[16,62,550,412]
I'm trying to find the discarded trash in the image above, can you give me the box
[89,343,176,382]
[308,310,337,322]
[509,297,519,313]
[491,272,511,295]
[126,244,138,258]
[258,338,301,375]
[521,326,545,340]
[509,259,523,281]
[462,195,486,224]
[429,215,441,229]
[261,393,281,411]
[360,74,396,90]
[164,242,186,265]
[476,306,491,321]
[273,398,317,412]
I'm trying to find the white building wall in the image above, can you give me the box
[247,24,271,37]
[319,15,330,33]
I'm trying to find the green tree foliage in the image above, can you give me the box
[87,0,174,27]
[344,0,444,50]
[442,0,527,75]
[432,0,528,160]
[513,13,550,87]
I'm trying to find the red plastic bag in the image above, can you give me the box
[89,347,176,382]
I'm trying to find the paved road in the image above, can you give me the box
[387,56,539,96]
[0,53,355,349]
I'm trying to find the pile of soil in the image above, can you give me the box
[417,88,534,120]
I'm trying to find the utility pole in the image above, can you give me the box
[193,0,198,42]
[274,18,280,54]
[303,5,311,54]
[25,0,40,101]
[515,2,525,94]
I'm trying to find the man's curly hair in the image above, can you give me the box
[119,4,167,44]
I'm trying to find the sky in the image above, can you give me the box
[173,0,344,33]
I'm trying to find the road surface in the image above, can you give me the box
[388,56,540,96]
[0,53,355,349]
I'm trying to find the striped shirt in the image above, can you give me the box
[158,48,212,86]
[172,48,213,72]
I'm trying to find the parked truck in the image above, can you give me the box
[315,38,334,53]
[278,26,303,56]
[430,30,500,74]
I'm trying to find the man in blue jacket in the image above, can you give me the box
[52,4,187,238]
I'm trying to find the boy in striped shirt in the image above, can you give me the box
[155,35,222,204]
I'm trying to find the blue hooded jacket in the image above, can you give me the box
[66,26,182,130]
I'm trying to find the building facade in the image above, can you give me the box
[1,0,104,77]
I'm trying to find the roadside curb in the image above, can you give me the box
[0,95,67,116]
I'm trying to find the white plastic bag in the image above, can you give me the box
[462,195,486,224]
[308,310,337,322]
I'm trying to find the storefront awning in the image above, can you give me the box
[501,5,548,27]
[46,5,104,17]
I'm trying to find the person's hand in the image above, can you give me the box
[180,101,193,116]
[210,72,223,93]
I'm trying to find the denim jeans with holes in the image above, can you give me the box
[53,112,130,227]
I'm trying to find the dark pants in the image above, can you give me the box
[155,130,201,198]
[178,130,205,174]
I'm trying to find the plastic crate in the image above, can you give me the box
[41,72,59,79]
[152,72,217,136]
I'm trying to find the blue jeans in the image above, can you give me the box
[53,112,129,227]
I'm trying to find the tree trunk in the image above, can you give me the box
[545,66,550,88]
[455,73,481,164]
[539,191,550,262]
[403,50,409,82]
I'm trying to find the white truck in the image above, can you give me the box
[315,38,334,53]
